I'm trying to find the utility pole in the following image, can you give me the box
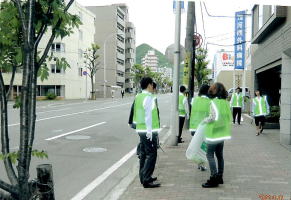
[184,1,195,102]
[169,0,181,146]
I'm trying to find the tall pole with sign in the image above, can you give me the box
[169,0,181,146]
[234,11,246,90]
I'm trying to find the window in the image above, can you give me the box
[41,85,55,96]
[117,70,124,77]
[79,30,83,41]
[117,22,124,31]
[117,34,124,42]
[51,64,61,74]
[51,43,65,52]
[117,46,124,54]
[126,58,134,63]
[117,58,124,65]
[116,82,123,87]
[271,5,275,15]
[117,10,124,20]
[258,5,264,29]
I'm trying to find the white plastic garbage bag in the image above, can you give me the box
[185,123,207,164]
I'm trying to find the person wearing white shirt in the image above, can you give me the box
[178,85,190,143]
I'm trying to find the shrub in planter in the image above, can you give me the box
[265,106,280,123]
[46,93,57,100]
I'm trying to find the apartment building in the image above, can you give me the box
[3,1,95,99]
[142,50,159,72]
[87,4,136,97]
[158,66,173,81]
[251,5,291,148]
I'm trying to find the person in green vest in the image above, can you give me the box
[189,84,211,171]
[178,85,189,143]
[201,82,232,188]
[230,87,244,125]
[252,89,270,136]
[133,77,161,188]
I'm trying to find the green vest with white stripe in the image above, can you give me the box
[179,94,186,116]
[133,92,160,132]
[189,96,211,131]
[231,93,243,107]
[253,96,268,116]
[204,98,232,143]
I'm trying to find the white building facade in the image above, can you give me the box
[3,1,95,99]
[142,50,159,72]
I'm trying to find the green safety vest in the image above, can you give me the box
[253,96,268,116]
[179,94,186,116]
[231,93,243,107]
[189,96,211,131]
[204,98,232,143]
[133,92,160,132]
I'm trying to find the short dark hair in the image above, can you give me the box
[180,85,186,93]
[153,82,157,90]
[208,82,228,99]
[255,89,261,96]
[140,77,153,90]
[236,87,242,92]
[198,84,210,96]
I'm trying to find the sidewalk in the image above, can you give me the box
[120,120,291,200]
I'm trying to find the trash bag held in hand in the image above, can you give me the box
[186,123,207,164]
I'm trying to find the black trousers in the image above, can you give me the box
[232,107,242,124]
[178,116,185,140]
[138,132,158,184]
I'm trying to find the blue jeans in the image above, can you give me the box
[206,142,224,177]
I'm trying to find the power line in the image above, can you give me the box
[206,26,251,39]
[200,1,206,48]
[207,41,250,47]
[203,2,251,18]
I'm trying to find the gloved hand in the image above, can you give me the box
[146,132,152,141]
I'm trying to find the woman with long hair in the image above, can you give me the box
[252,89,270,136]
[202,82,232,188]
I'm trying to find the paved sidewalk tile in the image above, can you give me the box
[120,123,291,200]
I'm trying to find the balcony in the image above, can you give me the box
[116,75,125,83]
[117,63,124,72]
[125,52,135,59]
[126,31,135,38]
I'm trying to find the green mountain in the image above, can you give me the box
[136,43,173,68]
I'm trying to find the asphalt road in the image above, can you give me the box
[1,93,173,199]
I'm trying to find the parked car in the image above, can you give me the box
[228,87,250,98]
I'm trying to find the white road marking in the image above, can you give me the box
[71,127,167,200]
[8,103,131,127]
[71,147,137,200]
[37,108,69,114]
[45,122,106,141]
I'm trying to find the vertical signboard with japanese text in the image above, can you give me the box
[234,11,246,70]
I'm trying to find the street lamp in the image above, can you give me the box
[103,32,125,98]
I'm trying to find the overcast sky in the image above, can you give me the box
[76,0,291,65]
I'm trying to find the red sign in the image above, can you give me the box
[194,33,203,48]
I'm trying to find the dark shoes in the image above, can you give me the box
[149,177,157,182]
[202,175,223,188]
[216,175,224,184]
[178,138,184,143]
[143,181,161,188]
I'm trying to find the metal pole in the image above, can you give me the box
[103,40,107,99]
[85,72,88,100]
[169,0,181,146]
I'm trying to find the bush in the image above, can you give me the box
[46,93,57,100]
[266,106,280,123]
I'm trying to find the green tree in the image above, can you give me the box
[131,64,146,92]
[84,44,100,100]
[195,48,210,88]
[0,0,80,199]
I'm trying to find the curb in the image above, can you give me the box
[103,127,171,200]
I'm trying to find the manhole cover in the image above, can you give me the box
[83,147,107,153]
[66,135,91,140]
